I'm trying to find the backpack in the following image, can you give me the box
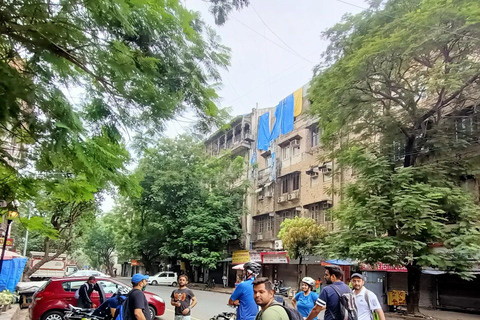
[269,302,303,320]
[114,293,131,320]
[364,290,380,320]
[331,285,358,320]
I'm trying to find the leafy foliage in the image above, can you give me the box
[310,0,480,167]
[206,0,250,25]
[278,217,327,261]
[112,136,248,270]
[83,219,117,275]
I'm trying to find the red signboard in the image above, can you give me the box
[131,259,139,266]
[0,238,14,246]
[261,251,289,264]
[360,262,407,272]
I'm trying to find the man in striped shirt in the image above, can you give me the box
[306,265,351,320]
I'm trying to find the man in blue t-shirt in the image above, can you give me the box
[228,262,261,320]
[306,265,351,320]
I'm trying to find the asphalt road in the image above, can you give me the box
[117,280,234,320]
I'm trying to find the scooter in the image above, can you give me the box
[210,305,236,320]
[273,280,291,297]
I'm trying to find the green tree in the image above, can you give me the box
[309,0,480,313]
[113,136,247,273]
[0,0,231,275]
[83,219,117,276]
[325,148,480,314]
[278,217,327,288]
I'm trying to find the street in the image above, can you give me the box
[118,280,234,320]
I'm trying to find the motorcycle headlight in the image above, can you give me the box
[152,295,164,303]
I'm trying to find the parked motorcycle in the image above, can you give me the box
[210,305,236,320]
[273,279,291,297]
[64,304,105,320]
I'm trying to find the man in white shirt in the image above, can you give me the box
[351,273,386,320]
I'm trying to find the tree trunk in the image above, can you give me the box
[406,262,421,315]
[297,256,303,291]
[22,238,66,281]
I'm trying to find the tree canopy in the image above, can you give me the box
[310,0,480,167]
[112,136,248,271]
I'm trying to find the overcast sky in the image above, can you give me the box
[101,0,367,211]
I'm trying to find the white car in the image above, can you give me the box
[148,271,178,286]
[68,270,111,278]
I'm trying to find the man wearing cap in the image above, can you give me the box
[351,273,385,320]
[129,273,150,320]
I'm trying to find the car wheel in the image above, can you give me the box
[172,281,178,287]
[152,280,158,285]
[42,311,64,320]
[149,305,156,319]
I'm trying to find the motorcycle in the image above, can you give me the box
[273,280,291,297]
[210,305,236,320]
[64,304,105,320]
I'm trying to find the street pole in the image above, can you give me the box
[0,220,12,273]
[23,210,31,257]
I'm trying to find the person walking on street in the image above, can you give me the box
[292,277,319,320]
[253,277,289,320]
[128,273,151,320]
[306,265,351,320]
[171,275,197,320]
[77,276,98,308]
[315,278,322,294]
[351,273,386,320]
[222,274,228,288]
[228,261,261,320]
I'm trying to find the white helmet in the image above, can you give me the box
[302,277,316,288]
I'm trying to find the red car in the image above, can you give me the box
[29,277,165,320]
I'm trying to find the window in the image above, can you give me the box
[311,126,320,147]
[98,280,122,294]
[265,155,271,167]
[62,280,85,292]
[455,115,477,141]
[159,273,167,277]
[256,215,273,233]
[292,140,300,156]
[282,178,288,194]
[281,172,300,193]
[310,204,325,224]
[168,273,175,278]
[278,211,295,223]
[292,172,300,190]
[282,145,290,160]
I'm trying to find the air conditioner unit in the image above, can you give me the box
[244,134,254,142]
[258,195,264,200]
[265,192,273,198]
[274,240,283,250]
[311,172,319,178]
[321,166,332,174]
[277,196,286,203]
[288,191,299,201]
[257,234,263,240]
[291,140,300,148]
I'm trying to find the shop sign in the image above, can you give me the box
[232,250,250,264]
[0,238,13,246]
[261,251,289,264]
[360,262,407,272]
[249,251,262,263]
[131,259,139,266]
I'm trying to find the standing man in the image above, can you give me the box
[222,274,228,288]
[351,273,386,320]
[306,265,351,320]
[128,273,150,320]
[228,262,261,320]
[77,276,98,308]
[253,277,289,320]
[171,275,197,320]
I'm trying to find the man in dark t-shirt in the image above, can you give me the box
[128,273,150,320]
[306,265,351,320]
[170,274,197,320]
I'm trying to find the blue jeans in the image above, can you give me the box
[175,316,191,320]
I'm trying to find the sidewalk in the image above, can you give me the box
[189,282,234,294]
[0,304,23,320]
[385,308,480,320]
